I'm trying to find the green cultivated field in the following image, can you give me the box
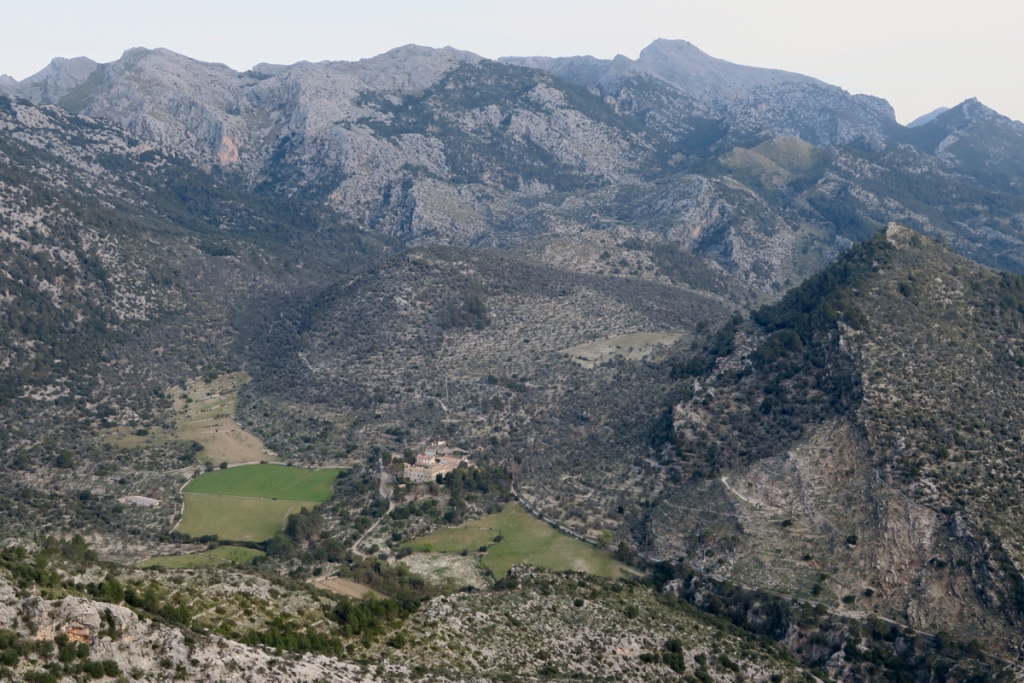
[178,464,341,541]
[183,464,341,501]
[404,504,629,579]
[178,495,307,542]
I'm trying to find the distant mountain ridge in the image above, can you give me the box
[907,106,950,128]
[3,39,1024,296]
[502,38,898,147]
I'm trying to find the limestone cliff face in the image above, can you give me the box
[3,46,653,247]
[2,45,481,180]
[0,576,371,683]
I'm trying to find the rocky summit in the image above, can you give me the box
[0,38,1023,683]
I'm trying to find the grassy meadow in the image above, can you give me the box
[177,463,340,541]
[404,504,629,579]
[177,494,307,542]
[138,553,226,569]
[312,577,389,600]
[205,546,266,564]
[182,464,341,501]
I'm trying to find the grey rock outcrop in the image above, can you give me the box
[26,595,139,643]
[0,576,373,682]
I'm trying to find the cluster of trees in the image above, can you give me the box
[331,596,415,638]
[620,238,744,298]
[284,507,325,543]
[671,313,744,380]
[439,294,490,331]
[240,616,345,656]
[752,232,889,339]
[390,497,440,521]
[0,537,101,595]
[262,507,346,563]
[124,585,192,627]
[440,464,512,499]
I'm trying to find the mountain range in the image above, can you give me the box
[1,38,1023,682]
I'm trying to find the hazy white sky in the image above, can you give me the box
[1,0,1021,124]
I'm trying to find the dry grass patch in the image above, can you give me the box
[105,371,276,464]
[565,331,683,367]
[405,504,630,579]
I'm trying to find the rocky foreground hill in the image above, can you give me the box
[650,225,1024,651]
[1,38,1024,682]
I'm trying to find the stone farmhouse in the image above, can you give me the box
[401,443,469,483]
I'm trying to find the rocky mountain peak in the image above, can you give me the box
[935,96,1024,131]
[634,37,822,95]
[0,55,98,104]
[114,46,236,73]
[330,43,483,92]
[898,96,1024,187]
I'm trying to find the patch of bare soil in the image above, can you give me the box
[311,576,388,600]
[396,551,491,589]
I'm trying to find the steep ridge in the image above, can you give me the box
[896,98,1024,192]
[0,541,833,683]
[0,56,100,105]
[642,225,1024,654]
